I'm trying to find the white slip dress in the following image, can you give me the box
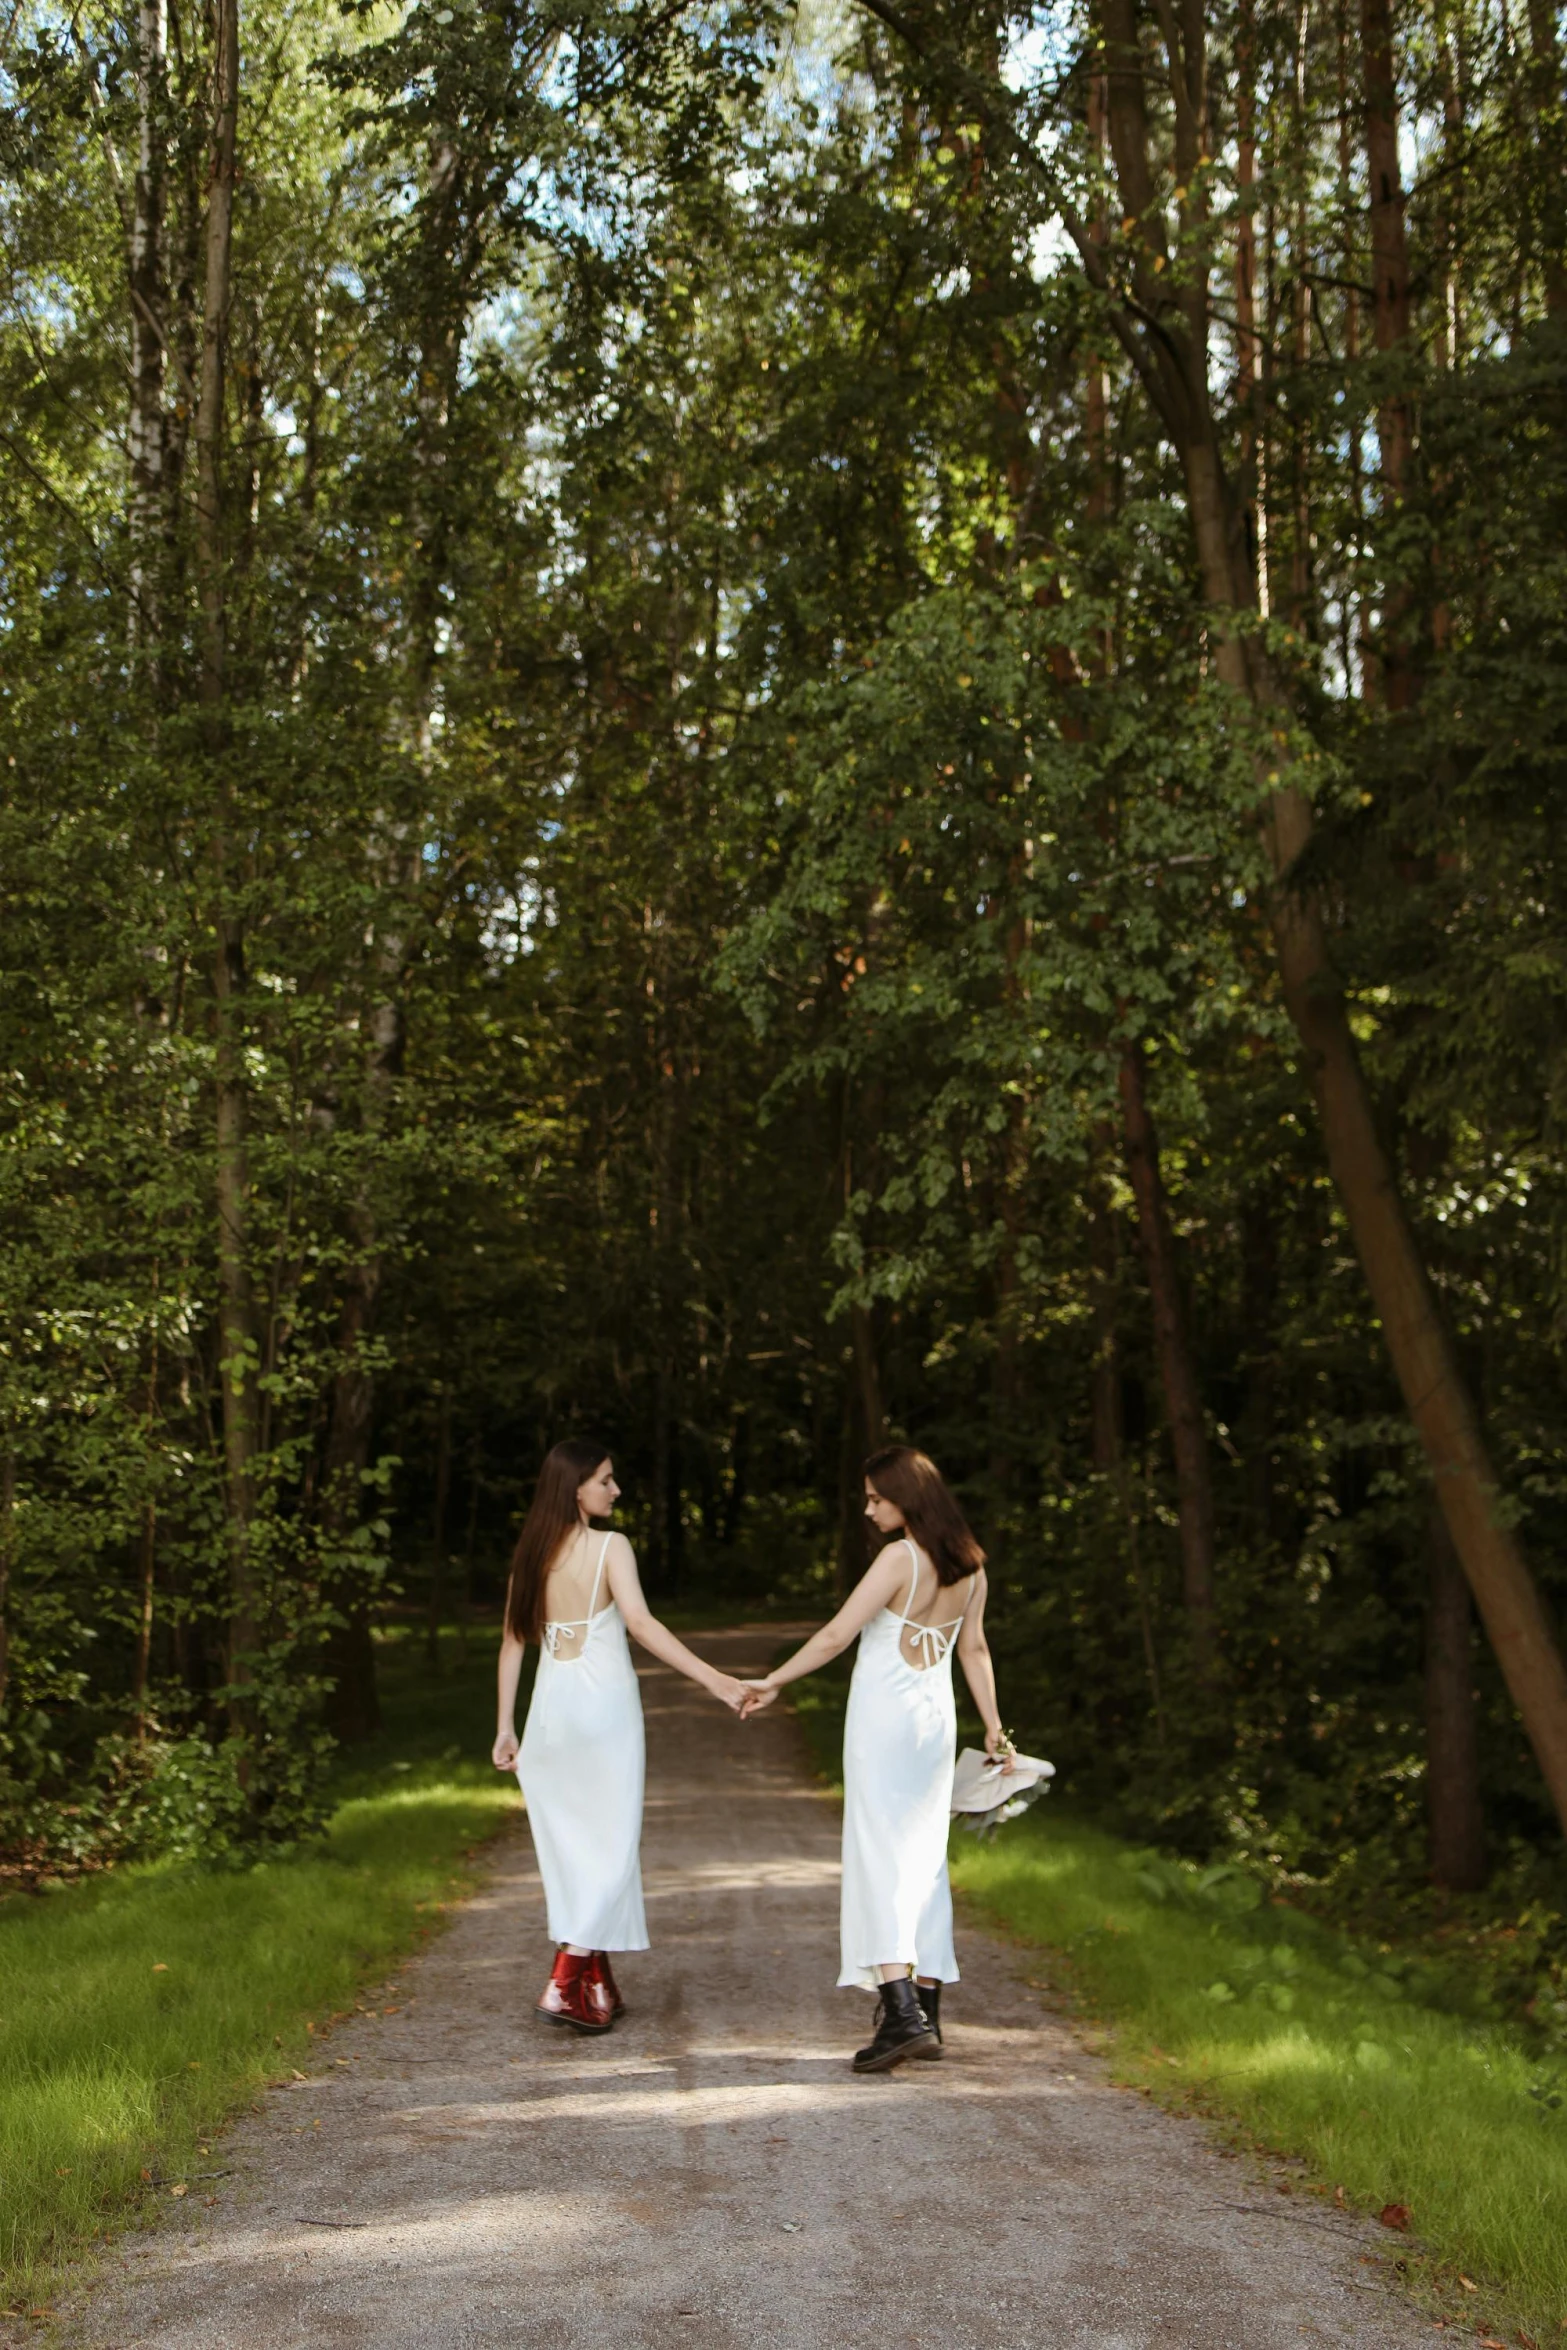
[517,1532,650,1953]
[838,1540,975,1991]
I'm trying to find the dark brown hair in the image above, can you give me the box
[506,1439,612,1642]
[863,1445,986,1587]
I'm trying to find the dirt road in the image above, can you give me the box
[70,1629,1435,2349]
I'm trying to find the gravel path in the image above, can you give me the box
[66,1628,1437,2349]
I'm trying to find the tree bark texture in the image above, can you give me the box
[1360,0,1417,705]
[1362,0,1413,493]
[1425,1502,1489,1891]
[1087,1132,1124,1476]
[127,0,168,645]
[193,0,260,1727]
[1117,1044,1218,1673]
[0,1444,13,1717]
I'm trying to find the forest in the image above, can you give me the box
[3,0,1566,1970]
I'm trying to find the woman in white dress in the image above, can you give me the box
[742,1444,1010,2072]
[493,1440,748,2033]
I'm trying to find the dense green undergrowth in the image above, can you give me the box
[0,1635,516,2310]
[788,1661,1567,2343]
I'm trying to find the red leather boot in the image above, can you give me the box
[592,1953,625,2017]
[535,1950,614,2033]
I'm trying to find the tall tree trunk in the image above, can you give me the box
[1117,1043,1218,1674]
[1081,0,1567,1833]
[851,1303,885,1454]
[459,1438,481,1661]
[1361,0,1417,705]
[127,0,168,647]
[722,1409,750,1547]
[0,1441,13,1718]
[1523,0,1567,312]
[1239,1194,1280,1544]
[1087,1130,1123,1475]
[1335,0,1372,692]
[132,1328,159,1738]
[194,0,259,1735]
[425,1389,452,1666]
[836,1368,862,1597]
[1234,0,1270,613]
[1425,1502,1489,1891]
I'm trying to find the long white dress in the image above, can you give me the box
[517,1533,650,1952]
[838,1540,975,1991]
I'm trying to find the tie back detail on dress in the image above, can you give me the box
[540,1533,613,1659]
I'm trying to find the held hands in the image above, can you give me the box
[738,1680,778,1718]
[709,1671,752,1714]
[492,1729,520,1772]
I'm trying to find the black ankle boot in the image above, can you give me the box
[853,1977,940,2073]
[916,1981,942,2043]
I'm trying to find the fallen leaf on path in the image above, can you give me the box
[152,1963,168,1973]
[169,2185,187,2199]
[1477,2339,1505,2348]
[291,2069,308,2082]
[1516,2330,1538,2347]
[1458,2276,1479,2292]
[1377,2203,1410,2231]
[1333,2185,1346,2209]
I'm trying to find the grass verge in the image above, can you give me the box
[785,1658,1567,2345]
[0,1634,517,2313]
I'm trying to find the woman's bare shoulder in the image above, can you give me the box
[602,1528,638,1571]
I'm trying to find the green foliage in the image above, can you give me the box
[3,0,1566,2054]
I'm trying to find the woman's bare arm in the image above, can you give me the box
[493,1631,526,1769]
[955,1571,1008,1758]
[741,1545,912,1706]
[605,1536,749,1711]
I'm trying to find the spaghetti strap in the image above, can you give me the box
[899,1538,920,1619]
[587,1529,613,1618]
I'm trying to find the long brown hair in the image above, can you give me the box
[506,1439,611,1642]
[863,1445,986,1588]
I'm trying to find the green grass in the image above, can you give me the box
[954,1815,1567,2342]
[784,1656,1567,2343]
[0,1634,519,2309]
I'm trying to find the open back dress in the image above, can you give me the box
[838,1538,975,1990]
[517,1532,650,1952]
